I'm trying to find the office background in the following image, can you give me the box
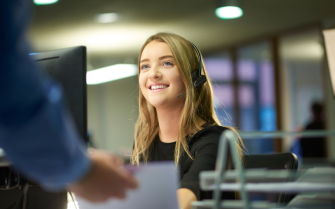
[28,0,335,161]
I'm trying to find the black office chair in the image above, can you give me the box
[243,152,298,204]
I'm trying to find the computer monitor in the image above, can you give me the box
[30,46,87,143]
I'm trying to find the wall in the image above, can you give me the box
[87,76,139,155]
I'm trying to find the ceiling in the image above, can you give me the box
[28,0,335,69]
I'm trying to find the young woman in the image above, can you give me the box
[131,33,244,209]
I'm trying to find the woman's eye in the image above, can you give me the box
[141,64,149,70]
[163,61,173,66]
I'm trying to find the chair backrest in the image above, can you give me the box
[244,152,298,170]
[243,152,298,204]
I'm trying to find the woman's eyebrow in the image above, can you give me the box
[140,55,174,63]
[159,55,174,60]
[140,58,149,63]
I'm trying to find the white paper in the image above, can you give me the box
[76,162,179,209]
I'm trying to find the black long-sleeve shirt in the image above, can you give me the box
[148,125,235,200]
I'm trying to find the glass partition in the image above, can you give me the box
[279,27,326,161]
[205,52,235,126]
[237,41,276,154]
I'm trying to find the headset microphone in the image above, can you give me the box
[176,91,186,98]
[176,42,207,98]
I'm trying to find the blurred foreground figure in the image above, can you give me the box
[0,0,137,207]
[300,102,326,158]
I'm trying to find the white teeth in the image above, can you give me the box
[151,85,168,90]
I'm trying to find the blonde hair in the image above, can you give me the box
[131,32,244,165]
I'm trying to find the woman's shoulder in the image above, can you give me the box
[189,124,231,151]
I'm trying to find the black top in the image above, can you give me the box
[148,125,235,200]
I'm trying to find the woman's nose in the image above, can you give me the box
[149,65,161,80]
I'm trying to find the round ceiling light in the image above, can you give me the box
[94,13,120,23]
[215,6,243,19]
[34,0,58,5]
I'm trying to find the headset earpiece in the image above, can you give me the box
[194,75,207,88]
[176,42,206,98]
[191,70,199,82]
[191,71,207,88]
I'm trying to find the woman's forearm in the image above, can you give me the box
[177,188,197,209]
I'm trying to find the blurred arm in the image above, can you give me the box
[0,0,90,190]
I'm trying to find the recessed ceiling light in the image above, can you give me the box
[215,6,243,19]
[34,0,58,5]
[215,0,243,19]
[94,13,120,23]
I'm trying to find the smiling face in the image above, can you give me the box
[139,41,186,109]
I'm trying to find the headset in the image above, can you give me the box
[176,42,207,98]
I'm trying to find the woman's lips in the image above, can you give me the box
[150,86,169,92]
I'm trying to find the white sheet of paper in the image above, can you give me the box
[76,162,179,209]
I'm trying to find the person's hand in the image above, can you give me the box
[68,149,138,202]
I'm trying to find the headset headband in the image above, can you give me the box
[176,42,207,98]
[190,42,202,78]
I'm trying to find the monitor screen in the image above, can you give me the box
[30,46,87,143]
[323,29,335,98]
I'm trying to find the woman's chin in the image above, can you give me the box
[148,98,170,108]
[150,101,167,108]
